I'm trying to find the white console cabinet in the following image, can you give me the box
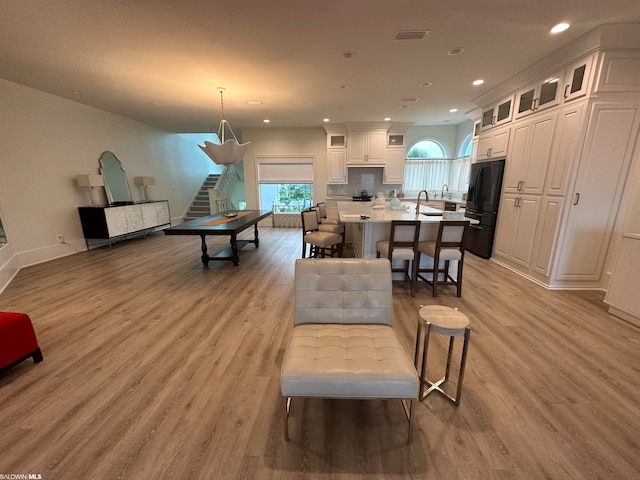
[78,201,170,247]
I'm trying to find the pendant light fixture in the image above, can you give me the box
[198,87,250,165]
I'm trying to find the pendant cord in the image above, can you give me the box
[216,87,240,144]
[219,88,226,122]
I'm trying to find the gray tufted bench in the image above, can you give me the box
[281,258,419,443]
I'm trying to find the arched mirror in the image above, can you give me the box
[99,151,133,205]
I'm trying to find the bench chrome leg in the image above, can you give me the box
[401,399,415,444]
[283,396,291,441]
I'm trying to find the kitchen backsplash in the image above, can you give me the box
[326,167,467,201]
[327,167,402,198]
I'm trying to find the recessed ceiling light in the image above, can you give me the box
[247,100,263,105]
[401,105,410,109]
[340,84,350,89]
[323,118,331,122]
[72,90,84,95]
[472,79,485,86]
[550,23,570,34]
[144,102,160,107]
[400,97,419,102]
[447,47,464,56]
[342,51,356,59]
[384,117,391,121]
[419,82,433,88]
[449,108,458,113]
[263,119,270,123]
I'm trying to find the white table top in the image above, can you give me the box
[338,201,455,223]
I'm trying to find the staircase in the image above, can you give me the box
[183,174,220,221]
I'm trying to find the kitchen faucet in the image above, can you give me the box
[441,184,449,199]
[416,189,429,217]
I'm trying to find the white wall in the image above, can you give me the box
[456,120,474,156]
[0,78,215,279]
[241,127,326,209]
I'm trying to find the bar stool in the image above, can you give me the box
[415,220,469,297]
[311,205,345,246]
[414,305,471,405]
[301,209,342,258]
[376,220,421,296]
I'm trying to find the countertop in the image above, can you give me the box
[338,201,461,223]
[327,195,467,205]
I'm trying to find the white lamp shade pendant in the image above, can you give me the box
[198,138,250,166]
[198,88,250,166]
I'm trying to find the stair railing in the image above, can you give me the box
[209,165,240,214]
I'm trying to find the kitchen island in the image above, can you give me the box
[337,201,467,263]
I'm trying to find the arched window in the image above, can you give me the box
[403,137,471,195]
[407,139,446,159]
[459,134,473,158]
[404,139,448,195]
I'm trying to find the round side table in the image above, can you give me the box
[414,305,471,405]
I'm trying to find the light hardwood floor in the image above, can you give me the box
[1,227,639,479]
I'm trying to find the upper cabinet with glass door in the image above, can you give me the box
[562,54,595,102]
[480,95,514,131]
[514,71,563,120]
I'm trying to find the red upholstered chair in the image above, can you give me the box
[0,312,43,372]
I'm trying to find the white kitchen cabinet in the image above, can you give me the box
[562,54,595,102]
[327,149,347,184]
[327,133,346,148]
[473,121,481,138]
[544,102,586,196]
[476,126,510,161]
[480,95,514,131]
[514,71,563,120]
[604,233,640,327]
[553,104,640,283]
[503,112,556,195]
[595,50,640,93]
[493,193,541,267]
[530,196,565,277]
[348,130,386,165]
[470,137,479,163]
[388,134,404,147]
[324,125,348,184]
[383,148,405,184]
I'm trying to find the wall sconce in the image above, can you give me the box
[76,174,104,206]
[134,176,156,201]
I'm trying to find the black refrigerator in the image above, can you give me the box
[464,158,505,259]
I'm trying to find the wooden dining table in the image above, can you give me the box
[164,210,272,266]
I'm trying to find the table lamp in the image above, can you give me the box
[76,174,104,206]
[134,176,156,201]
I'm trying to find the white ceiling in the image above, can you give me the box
[2,1,640,133]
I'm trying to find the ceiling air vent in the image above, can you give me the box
[400,97,420,102]
[395,30,429,41]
